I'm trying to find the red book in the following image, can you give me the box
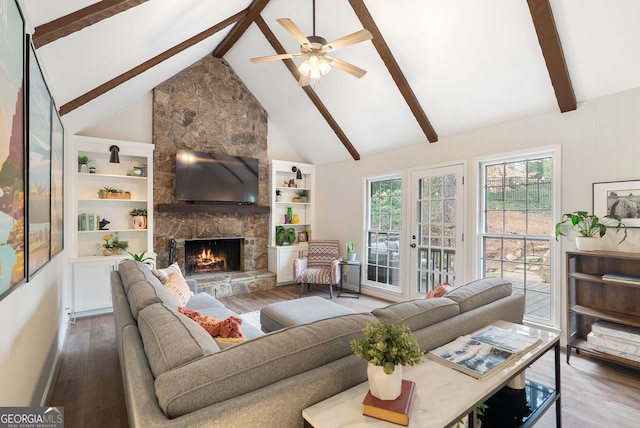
[362,380,416,426]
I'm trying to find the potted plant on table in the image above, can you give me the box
[346,241,357,262]
[351,320,424,400]
[555,210,627,251]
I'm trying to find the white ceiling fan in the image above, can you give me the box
[251,0,373,86]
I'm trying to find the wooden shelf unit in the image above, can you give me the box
[566,250,640,369]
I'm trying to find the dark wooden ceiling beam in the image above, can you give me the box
[213,0,271,58]
[526,0,576,112]
[348,0,438,143]
[255,16,361,161]
[33,0,148,48]
[59,10,247,116]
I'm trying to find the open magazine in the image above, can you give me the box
[427,325,541,379]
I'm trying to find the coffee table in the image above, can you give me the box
[303,321,560,428]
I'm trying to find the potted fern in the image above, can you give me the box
[351,320,424,400]
[555,210,626,251]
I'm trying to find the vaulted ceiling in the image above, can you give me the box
[20,0,640,164]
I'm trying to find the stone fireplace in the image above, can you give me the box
[152,55,275,297]
[183,237,243,276]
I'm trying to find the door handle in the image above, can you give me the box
[410,243,416,248]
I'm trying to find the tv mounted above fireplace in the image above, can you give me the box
[176,150,259,204]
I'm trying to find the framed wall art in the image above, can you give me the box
[50,101,64,257]
[27,39,52,279]
[593,180,640,228]
[0,0,27,301]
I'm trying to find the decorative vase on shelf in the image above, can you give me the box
[132,215,147,229]
[79,164,88,173]
[292,214,299,224]
[103,249,112,256]
[367,362,402,400]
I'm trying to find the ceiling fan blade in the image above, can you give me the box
[326,56,367,78]
[251,53,301,63]
[298,74,310,87]
[277,18,311,48]
[323,29,372,52]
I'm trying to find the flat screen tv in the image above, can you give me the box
[176,150,259,203]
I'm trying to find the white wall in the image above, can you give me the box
[0,255,68,405]
[315,87,640,317]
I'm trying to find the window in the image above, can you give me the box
[366,176,401,288]
[480,154,556,326]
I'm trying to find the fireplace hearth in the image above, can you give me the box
[184,238,243,276]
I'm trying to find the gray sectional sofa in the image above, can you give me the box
[112,260,524,428]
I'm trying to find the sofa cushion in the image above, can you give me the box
[444,277,512,313]
[119,260,163,293]
[163,272,193,306]
[372,298,460,332]
[154,312,378,418]
[152,262,184,284]
[138,303,219,378]
[186,293,227,310]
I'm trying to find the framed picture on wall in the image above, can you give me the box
[298,231,308,242]
[50,101,64,257]
[0,0,27,301]
[593,180,640,228]
[27,38,52,279]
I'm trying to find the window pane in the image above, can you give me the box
[366,176,401,288]
[481,155,554,326]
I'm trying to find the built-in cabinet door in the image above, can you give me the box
[73,259,118,315]
[269,245,308,284]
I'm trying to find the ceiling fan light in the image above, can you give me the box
[309,68,321,79]
[308,54,320,69]
[319,58,331,75]
[298,59,311,76]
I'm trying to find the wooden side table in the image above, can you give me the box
[337,260,362,298]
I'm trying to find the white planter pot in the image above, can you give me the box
[575,236,598,251]
[348,253,356,262]
[367,362,402,400]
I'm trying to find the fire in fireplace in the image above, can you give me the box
[184,238,243,276]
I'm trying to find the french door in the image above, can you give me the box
[409,165,464,299]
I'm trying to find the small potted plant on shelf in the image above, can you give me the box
[78,155,91,173]
[346,241,357,261]
[275,188,282,202]
[129,208,148,229]
[98,233,115,256]
[112,237,129,255]
[555,210,627,251]
[296,189,309,203]
[351,320,424,400]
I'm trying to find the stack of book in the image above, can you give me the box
[362,379,415,426]
[427,325,541,379]
[78,213,100,231]
[587,320,640,363]
[601,273,640,284]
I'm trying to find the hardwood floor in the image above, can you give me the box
[49,285,640,427]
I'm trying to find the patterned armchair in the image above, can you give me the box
[294,240,341,298]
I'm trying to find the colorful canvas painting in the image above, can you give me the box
[0,0,26,300]
[27,42,51,278]
[50,103,63,257]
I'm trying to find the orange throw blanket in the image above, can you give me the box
[179,307,245,339]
